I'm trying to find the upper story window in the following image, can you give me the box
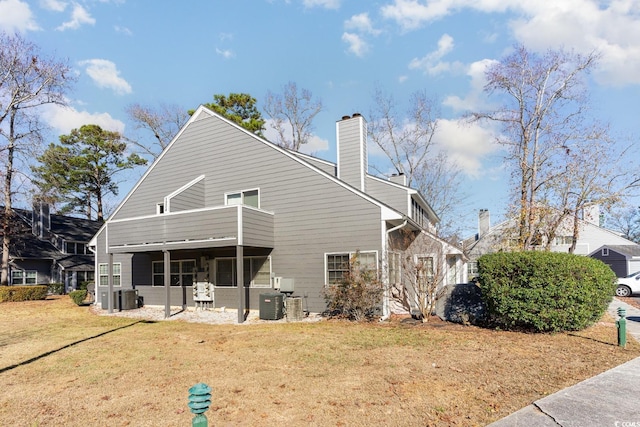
[225,189,259,208]
[554,236,573,245]
[156,203,165,214]
[411,198,428,228]
[64,241,87,255]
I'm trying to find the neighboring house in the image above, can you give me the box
[0,204,102,291]
[89,107,466,321]
[589,245,640,278]
[462,208,638,278]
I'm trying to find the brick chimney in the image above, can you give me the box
[336,113,367,192]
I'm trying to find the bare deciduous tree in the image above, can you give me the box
[368,87,466,238]
[387,229,449,322]
[472,45,602,250]
[0,32,74,285]
[263,81,323,151]
[125,102,188,160]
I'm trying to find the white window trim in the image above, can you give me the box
[387,251,402,285]
[98,263,122,287]
[213,256,272,288]
[156,203,165,214]
[11,269,37,285]
[602,248,610,256]
[224,188,260,209]
[324,251,379,285]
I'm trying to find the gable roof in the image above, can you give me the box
[1,206,100,263]
[93,106,431,245]
[589,244,640,258]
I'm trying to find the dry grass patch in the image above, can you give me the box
[0,297,638,426]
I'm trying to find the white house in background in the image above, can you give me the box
[462,207,638,278]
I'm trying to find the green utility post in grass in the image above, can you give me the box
[617,307,627,348]
[188,383,212,427]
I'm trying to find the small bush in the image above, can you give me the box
[69,290,88,306]
[323,253,383,321]
[48,282,65,295]
[0,285,48,302]
[477,251,615,332]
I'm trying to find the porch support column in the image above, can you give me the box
[237,245,244,324]
[107,253,114,314]
[164,249,171,318]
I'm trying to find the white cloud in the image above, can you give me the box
[114,25,132,36]
[41,103,125,135]
[78,59,132,95]
[443,58,498,112]
[0,0,40,32]
[215,48,235,59]
[299,134,330,154]
[263,119,329,154]
[56,3,95,31]
[433,118,500,178]
[409,33,463,75]
[342,32,369,57]
[303,0,340,9]
[381,0,640,85]
[40,0,67,12]
[344,13,381,36]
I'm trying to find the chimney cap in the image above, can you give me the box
[341,115,351,120]
[352,113,362,118]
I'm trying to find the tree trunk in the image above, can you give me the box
[1,111,16,286]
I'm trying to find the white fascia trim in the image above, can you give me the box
[89,107,215,241]
[108,204,274,224]
[98,105,403,238]
[165,174,206,212]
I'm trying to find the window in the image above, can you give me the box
[11,270,37,285]
[225,189,259,208]
[554,236,573,245]
[98,263,121,287]
[156,203,165,214]
[64,241,86,255]
[417,256,434,280]
[388,252,401,284]
[152,260,196,286]
[214,256,271,287]
[467,261,479,278]
[602,248,610,257]
[326,251,378,284]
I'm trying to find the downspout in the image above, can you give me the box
[381,220,408,321]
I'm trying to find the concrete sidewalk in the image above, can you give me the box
[488,298,640,426]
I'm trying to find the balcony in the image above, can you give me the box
[106,205,274,253]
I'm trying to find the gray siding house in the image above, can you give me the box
[1,204,101,291]
[589,245,640,277]
[90,107,466,321]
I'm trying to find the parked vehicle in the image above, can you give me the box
[616,271,640,297]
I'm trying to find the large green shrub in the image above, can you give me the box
[477,251,615,332]
[69,290,88,306]
[0,285,48,302]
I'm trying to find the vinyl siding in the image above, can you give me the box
[365,176,410,216]
[336,116,366,192]
[96,112,386,313]
[169,179,205,212]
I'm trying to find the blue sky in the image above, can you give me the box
[1,0,639,235]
